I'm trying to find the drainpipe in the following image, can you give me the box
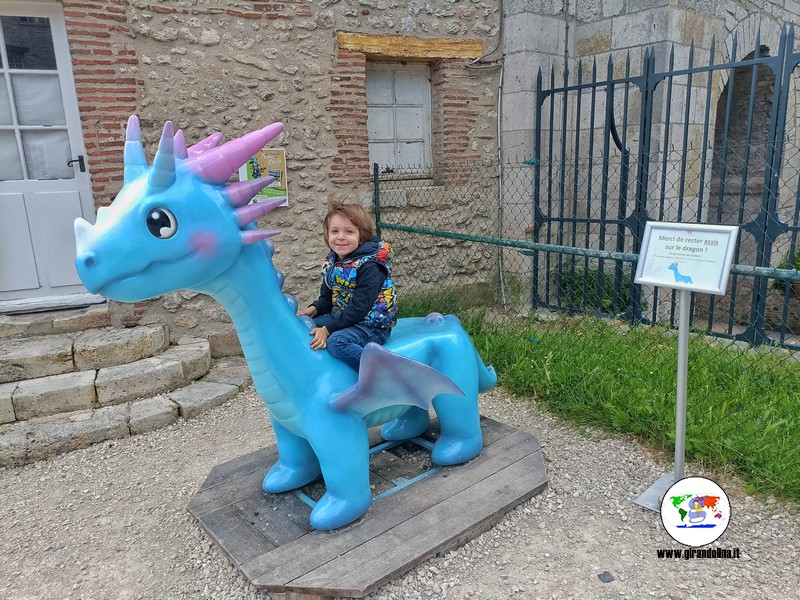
[466,0,506,306]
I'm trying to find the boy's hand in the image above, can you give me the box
[299,306,317,317]
[309,326,329,350]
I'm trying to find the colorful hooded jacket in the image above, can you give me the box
[310,236,397,332]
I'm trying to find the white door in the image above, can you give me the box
[0,2,96,308]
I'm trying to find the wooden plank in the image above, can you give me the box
[243,429,539,588]
[337,32,484,60]
[287,450,547,596]
[418,415,521,448]
[369,449,425,488]
[189,466,267,517]
[480,416,524,446]
[196,504,276,566]
[196,446,277,493]
[234,492,313,547]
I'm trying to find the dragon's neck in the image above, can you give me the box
[195,243,353,411]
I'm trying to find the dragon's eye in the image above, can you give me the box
[146,208,178,239]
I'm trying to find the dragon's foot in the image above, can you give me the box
[381,407,431,441]
[431,434,482,466]
[310,490,372,530]
[262,461,321,493]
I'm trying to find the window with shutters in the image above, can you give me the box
[366,62,431,175]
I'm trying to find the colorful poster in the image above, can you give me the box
[238,148,288,206]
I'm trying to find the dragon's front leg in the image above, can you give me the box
[307,417,372,530]
[262,417,322,493]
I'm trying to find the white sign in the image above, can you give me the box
[634,222,739,295]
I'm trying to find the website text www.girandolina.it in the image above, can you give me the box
[656,548,741,560]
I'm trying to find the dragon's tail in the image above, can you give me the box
[477,352,497,393]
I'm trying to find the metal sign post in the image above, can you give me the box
[633,222,739,512]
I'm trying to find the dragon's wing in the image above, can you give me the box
[329,343,464,417]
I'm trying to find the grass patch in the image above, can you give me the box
[400,301,800,502]
[550,265,639,314]
[398,281,496,319]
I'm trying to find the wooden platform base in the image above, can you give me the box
[188,416,547,598]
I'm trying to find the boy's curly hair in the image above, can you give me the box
[323,200,375,245]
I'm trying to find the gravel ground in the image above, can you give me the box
[1,386,798,600]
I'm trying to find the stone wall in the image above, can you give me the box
[61,0,501,346]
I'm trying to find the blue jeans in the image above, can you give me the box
[313,316,391,371]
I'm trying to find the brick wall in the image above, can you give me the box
[328,52,369,186]
[63,0,142,207]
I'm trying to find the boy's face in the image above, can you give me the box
[327,213,360,258]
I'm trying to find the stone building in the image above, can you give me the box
[3,0,800,342]
[0,0,502,351]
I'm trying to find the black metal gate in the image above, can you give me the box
[533,26,800,348]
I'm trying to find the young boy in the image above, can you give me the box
[299,202,397,371]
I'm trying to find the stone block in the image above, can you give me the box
[208,327,243,358]
[73,324,168,370]
[51,305,112,334]
[505,13,563,55]
[161,340,212,380]
[0,334,74,383]
[202,356,253,390]
[13,371,97,420]
[129,396,178,435]
[0,315,29,339]
[0,382,16,424]
[25,405,130,463]
[577,20,612,56]
[169,381,239,420]
[0,423,29,467]
[96,357,186,406]
[611,9,669,49]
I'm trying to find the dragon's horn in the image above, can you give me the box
[174,129,188,160]
[241,230,281,246]
[188,131,224,158]
[225,176,276,207]
[186,122,284,184]
[148,121,176,192]
[234,196,286,227]
[123,115,147,184]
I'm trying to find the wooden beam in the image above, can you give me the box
[337,32,483,60]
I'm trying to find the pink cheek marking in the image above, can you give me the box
[189,231,219,257]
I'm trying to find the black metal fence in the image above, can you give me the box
[376,27,800,351]
[370,31,800,501]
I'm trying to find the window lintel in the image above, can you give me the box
[338,32,483,61]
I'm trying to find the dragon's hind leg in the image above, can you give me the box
[262,417,322,493]
[430,357,482,465]
[381,406,431,441]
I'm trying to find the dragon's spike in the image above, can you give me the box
[123,115,147,184]
[225,176,276,207]
[186,122,284,184]
[174,129,188,160]
[234,196,286,227]
[240,229,281,246]
[284,294,298,313]
[148,121,176,192]
[188,131,224,158]
[276,269,285,289]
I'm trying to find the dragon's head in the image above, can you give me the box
[74,116,284,301]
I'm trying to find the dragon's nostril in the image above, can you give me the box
[82,253,96,268]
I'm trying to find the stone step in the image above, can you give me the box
[0,339,211,423]
[0,325,169,384]
[0,304,111,339]
[0,357,254,467]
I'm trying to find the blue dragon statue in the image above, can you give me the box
[74,117,496,530]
